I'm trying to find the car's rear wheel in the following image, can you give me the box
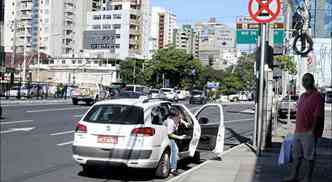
[155,150,170,178]
[72,98,78,105]
[192,151,201,164]
[81,165,93,175]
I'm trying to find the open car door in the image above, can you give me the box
[194,104,225,154]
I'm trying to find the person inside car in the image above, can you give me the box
[164,107,190,176]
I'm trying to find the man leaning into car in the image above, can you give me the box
[164,107,189,176]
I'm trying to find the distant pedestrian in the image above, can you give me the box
[36,84,42,100]
[63,84,68,100]
[283,73,324,182]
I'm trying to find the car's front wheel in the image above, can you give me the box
[155,150,170,178]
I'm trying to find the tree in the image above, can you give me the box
[274,55,297,75]
[147,47,205,88]
[120,58,146,85]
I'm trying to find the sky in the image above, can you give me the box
[151,0,248,28]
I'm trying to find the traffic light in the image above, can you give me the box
[255,42,274,71]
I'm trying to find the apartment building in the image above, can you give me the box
[195,17,236,70]
[83,0,151,60]
[148,6,176,57]
[3,0,84,58]
[173,25,199,58]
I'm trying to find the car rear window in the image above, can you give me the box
[84,105,144,124]
[192,91,202,95]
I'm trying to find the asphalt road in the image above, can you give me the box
[0,101,254,182]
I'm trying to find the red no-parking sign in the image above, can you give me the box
[248,0,281,23]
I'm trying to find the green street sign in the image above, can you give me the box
[236,30,259,44]
[273,29,284,45]
[236,29,285,45]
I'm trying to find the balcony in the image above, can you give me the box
[20,13,32,20]
[20,4,33,10]
[130,29,140,35]
[64,0,74,6]
[20,0,32,2]
[129,19,140,25]
[129,39,140,45]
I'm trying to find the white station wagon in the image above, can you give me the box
[72,98,225,178]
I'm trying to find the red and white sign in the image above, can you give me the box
[248,0,281,24]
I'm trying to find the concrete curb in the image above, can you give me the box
[167,143,247,182]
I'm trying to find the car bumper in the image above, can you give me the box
[72,146,160,168]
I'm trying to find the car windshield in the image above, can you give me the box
[192,90,203,95]
[150,90,159,94]
[83,105,144,124]
[161,89,172,93]
[282,96,299,101]
[124,86,134,92]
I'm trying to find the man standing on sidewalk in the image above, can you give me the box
[283,73,324,182]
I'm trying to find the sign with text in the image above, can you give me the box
[83,30,116,51]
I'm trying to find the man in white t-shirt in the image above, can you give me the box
[164,107,189,176]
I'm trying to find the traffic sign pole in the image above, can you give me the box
[257,23,267,156]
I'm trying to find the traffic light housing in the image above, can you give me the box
[256,42,274,71]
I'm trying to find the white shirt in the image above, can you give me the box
[164,118,178,135]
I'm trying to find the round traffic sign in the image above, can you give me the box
[248,0,281,23]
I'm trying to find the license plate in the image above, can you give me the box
[97,135,118,144]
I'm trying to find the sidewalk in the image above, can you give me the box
[0,97,71,105]
[172,121,332,182]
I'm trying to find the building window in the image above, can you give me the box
[103,14,112,19]
[115,44,120,48]
[92,25,101,29]
[72,60,76,64]
[113,24,121,29]
[93,15,101,20]
[113,14,121,19]
[115,34,120,39]
[62,60,66,64]
[78,60,82,64]
[114,5,122,10]
[102,24,112,29]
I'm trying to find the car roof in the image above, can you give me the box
[94,99,171,109]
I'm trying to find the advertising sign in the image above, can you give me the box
[83,30,116,51]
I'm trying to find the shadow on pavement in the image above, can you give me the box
[77,159,204,181]
[225,127,251,144]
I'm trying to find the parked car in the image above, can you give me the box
[228,91,253,102]
[277,95,299,120]
[325,90,332,104]
[124,85,150,95]
[160,88,178,101]
[4,85,43,97]
[71,83,108,105]
[72,98,225,178]
[189,90,207,104]
[176,90,190,100]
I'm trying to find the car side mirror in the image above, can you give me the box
[198,117,209,124]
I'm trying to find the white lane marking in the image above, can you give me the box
[50,130,74,136]
[0,127,36,134]
[0,120,34,125]
[26,107,88,113]
[167,143,246,182]
[57,141,73,146]
[224,118,253,123]
[2,102,71,107]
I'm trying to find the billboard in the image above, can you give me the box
[83,30,116,51]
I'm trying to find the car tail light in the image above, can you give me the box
[131,127,155,137]
[75,123,87,133]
